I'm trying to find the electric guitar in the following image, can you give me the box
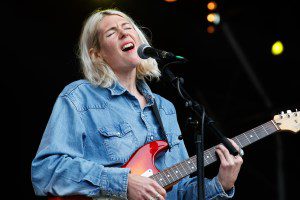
[48,110,300,200]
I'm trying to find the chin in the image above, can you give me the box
[128,58,142,68]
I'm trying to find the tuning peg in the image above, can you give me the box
[295,109,298,116]
[287,110,292,118]
[280,111,284,119]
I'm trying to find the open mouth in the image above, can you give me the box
[121,42,135,52]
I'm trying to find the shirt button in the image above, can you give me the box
[150,136,154,140]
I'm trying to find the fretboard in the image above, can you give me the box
[150,120,278,188]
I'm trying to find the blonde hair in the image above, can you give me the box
[78,9,160,87]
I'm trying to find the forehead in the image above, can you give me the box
[98,14,131,32]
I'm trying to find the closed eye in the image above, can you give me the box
[106,31,115,37]
[123,23,133,30]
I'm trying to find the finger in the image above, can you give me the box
[228,138,240,150]
[151,181,166,199]
[217,144,234,165]
[228,138,245,157]
[215,148,228,165]
[148,189,165,200]
[234,154,244,165]
[146,194,154,200]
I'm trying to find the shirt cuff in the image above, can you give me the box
[212,176,235,198]
[100,167,130,199]
[83,164,130,199]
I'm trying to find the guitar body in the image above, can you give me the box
[48,140,169,200]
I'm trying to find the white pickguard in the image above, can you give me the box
[141,169,154,177]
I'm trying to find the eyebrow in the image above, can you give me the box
[104,22,131,34]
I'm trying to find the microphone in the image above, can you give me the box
[137,44,187,63]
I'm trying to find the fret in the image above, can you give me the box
[170,165,179,182]
[232,137,239,146]
[261,125,269,135]
[171,165,180,180]
[236,134,247,147]
[191,156,197,169]
[155,172,167,187]
[204,153,210,163]
[176,164,184,178]
[161,171,172,186]
[252,128,260,140]
[271,120,279,130]
[162,170,173,184]
[204,158,209,166]
[206,150,214,164]
[163,168,174,184]
[243,132,251,145]
[267,121,278,132]
[235,137,243,147]
[246,129,258,143]
[255,126,267,138]
[208,148,217,165]
[203,155,209,165]
[182,160,193,175]
[186,160,196,172]
[155,174,164,186]
[165,171,173,183]
[179,161,188,177]
[207,149,213,159]
[191,156,197,167]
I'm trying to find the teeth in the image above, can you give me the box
[122,43,134,50]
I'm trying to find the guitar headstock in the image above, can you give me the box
[273,110,300,133]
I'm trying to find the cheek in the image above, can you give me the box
[101,41,118,60]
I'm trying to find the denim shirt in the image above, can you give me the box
[31,79,234,199]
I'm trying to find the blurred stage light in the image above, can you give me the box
[271,40,284,55]
[164,0,177,2]
[207,1,217,11]
[207,25,215,34]
[207,13,220,25]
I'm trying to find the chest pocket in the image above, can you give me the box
[98,122,138,163]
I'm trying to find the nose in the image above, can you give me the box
[119,28,129,39]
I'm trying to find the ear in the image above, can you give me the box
[89,48,102,60]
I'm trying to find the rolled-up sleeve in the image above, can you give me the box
[31,95,130,198]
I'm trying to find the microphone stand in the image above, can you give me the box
[160,61,239,200]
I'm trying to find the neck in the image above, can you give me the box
[116,70,139,95]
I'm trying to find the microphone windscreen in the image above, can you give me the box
[137,44,151,59]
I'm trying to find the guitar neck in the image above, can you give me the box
[151,120,279,188]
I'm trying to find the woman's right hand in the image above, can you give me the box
[127,174,166,200]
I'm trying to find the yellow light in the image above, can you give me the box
[207,25,215,34]
[271,41,284,55]
[207,13,215,23]
[207,1,217,11]
[164,0,177,2]
[207,13,220,25]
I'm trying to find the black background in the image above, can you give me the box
[3,0,299,199]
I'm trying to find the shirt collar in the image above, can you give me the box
[137,80,155,106]
[107,80,155,105]
[107,81,127,96]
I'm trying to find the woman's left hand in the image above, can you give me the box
[215,138,243,191]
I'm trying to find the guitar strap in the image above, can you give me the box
[152,99,171,149]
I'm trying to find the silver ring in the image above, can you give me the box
[239,148,244,157]
[155,193,160,199]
